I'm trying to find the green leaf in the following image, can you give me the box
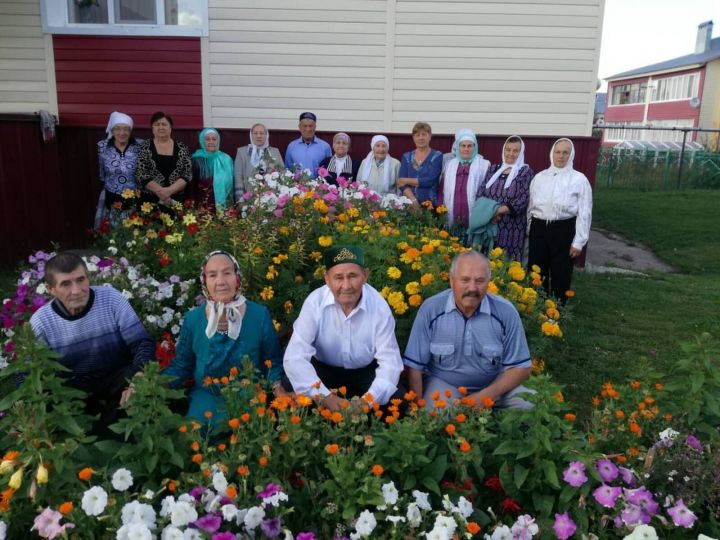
[532,492,555,517]
[402,474,417,491]
[421,453,447,483]
[145,452,159,473]
[493,440,518,456]
[419,475,440,496]
[514,463,529,490]
[541,460,561,490]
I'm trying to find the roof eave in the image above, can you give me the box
[605,63,704,82]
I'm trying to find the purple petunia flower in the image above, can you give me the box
[562,461,588,488]
[596,458,619,483]
[667,499,698,528]
[552,512,576,540]
[260,517,282,538]
[618,466,636,486]
[97,258,113,268]
[621,503,651,526]
[624,487,659,515]
[686,435,703,452]
[593,484,622,508]
[258,483,281,500]
[193,514,222,533]
[190,486,205,502]
[211,533,236,540]
[296,533,316,540]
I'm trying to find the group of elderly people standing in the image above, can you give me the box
[96,109,591,302]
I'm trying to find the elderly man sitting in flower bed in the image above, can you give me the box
[28,251,154,427]
[283,245,404,410]
[403,250,533,410]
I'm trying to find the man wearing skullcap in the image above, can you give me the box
[284,112,332,176]
[283,246,403,410]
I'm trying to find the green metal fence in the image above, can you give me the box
[596,148,720,190]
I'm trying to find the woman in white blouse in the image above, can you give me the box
[527,138,592,301]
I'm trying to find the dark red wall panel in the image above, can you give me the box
[53,35,202,128]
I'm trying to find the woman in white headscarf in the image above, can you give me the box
[94,111,144,229]
[234,123,283,198]
[527,138,592,301]
[476,135,534,261]
[357,135,400,195]
[438,129,490,229]
[318,132,360,184]
[163,250,287,424]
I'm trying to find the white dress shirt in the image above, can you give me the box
[283,283,403,404]
[527,168,593,250]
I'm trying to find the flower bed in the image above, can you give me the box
[1,171,719,538]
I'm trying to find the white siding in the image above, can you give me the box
[0,0,56,114]
[205,0,604,136]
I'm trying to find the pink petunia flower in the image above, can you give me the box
[596,458,619,483]
[31,508,75,539]
[552,512,576,540]
[562,461,588,488]
[667,499,698,528]
[593,484,622,508]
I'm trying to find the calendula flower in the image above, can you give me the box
[387,267,402,279]
[371,464,384,476]
[318,236,333,247]
[260,287,274,300]
[405,281,420,295]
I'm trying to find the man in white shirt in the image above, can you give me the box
[283,246,404,411]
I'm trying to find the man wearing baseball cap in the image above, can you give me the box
[284,111,332,176]
[283,245,403,410]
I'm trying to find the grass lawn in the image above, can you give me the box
[547,189,720,417]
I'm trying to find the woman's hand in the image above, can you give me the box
[491,205,510,223]
[569,246,582,258]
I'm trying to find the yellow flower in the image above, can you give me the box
[421,244,434,255]
[490,247,504,259]
[140,202,154,214]
[121,188,136,199]
[318,236,333,248]
[408,294,422,307]
[435,205,448,215]
[546,307,560,320]
[260,287,275,301]
[284,300,293,313]
[387,267,402,280]
[487,281,500,295]
[386,291,405,308]
[541,321,563,338]
[278,226,290,235]
[313,199,329,213]
[266,265,278,280]
[252,246,263,255]
[508,264,526,281]
[531,264,541,273]
[160,213,174,227]
[420,273,434,286]
[146,229,158,239]
[545,299,557,310]
[532,358,546,374]
[405,281,420,295]
[0,460,13,474]
[165,232,184,245]
[9,468,23,489]
[313,266,326,280]
[273,319,281,332]
[393,302,409,315]
[396,241,409,250]
[182,214,197,226]
[272,254,289,264]
[347,207,360,218]
[309,251,322,261]
[379,286,391,299]
[36,463,49,484]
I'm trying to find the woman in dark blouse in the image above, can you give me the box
[136,111,192,206]
[397,122,443,206]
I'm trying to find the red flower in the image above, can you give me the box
[183,199,193,208]
[99,219,111,235]
[484,474,503,493]
[501,497,521,514]
[187,223,199,235]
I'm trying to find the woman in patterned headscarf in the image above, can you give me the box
[476,135,534,261]
[163,250,286,423]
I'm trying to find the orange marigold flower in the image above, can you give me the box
[168,481,177,492]
[258,457,268,467]
[178,424,188,433]
[483,396,495,408]
[417,398,426,407]
[629,422,642,435]
[445,424,456,435]
[404,390,417,401]
[320,408,332,419]
[279,432,289,442]
[226,486,237,498]
[220,376,229,385]
[371,464,384,476]
[2,451,19,461]
[457,386,468,396]
[385,415,396,425]
[467,522,481,535]
[630,380,641,389]
[454,413,466,424]
[290,415,301,424]
[588,435,597,445]
[204,411,213,419]
[230,434,238,444]
[192,453,203,464]
[565,290,575,298]
[564,413,576,422]
[228,418,240,429]
[203,376,212,386]
[256,407,266,417]
[375,410,383,418]
[331,412,343,424]
[326,444,339,455]
[434,399,447,409]
[295,394,313,407]
[191,441,200,452]
[338,386,347,396]
[664,414,673,421]
[363,393,375,403]
[78,467,94,481]
[430,391,440,401]
[615,455,627,464]
[638,402,646,410]
[644,397,655,404]
[615,410,625,419]
[553,391,565,403]
[444,389,453,398]
[655,383,664,391]
[218,443,227,452]
[241,413,250,422]
[229,366,239,377]
[628,447,640,457]
[459,441,471,453]
[592,396,601,406]
[59,501,73,515]
[237,465,250,476]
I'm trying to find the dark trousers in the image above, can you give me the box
[528,217,577,302]
[69,364,136,435]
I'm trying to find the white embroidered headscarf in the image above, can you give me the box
[442,129,489,225]
[360,135,393,192]
[548,137,575,174]
[200,250,246,340]
[105,111,133,140]
[249,123,270,168]
[485,135,527,190]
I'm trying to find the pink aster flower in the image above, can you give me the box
[596,458,619,483]
[593,484,622,508]
[552,512,576,540]
[562,461,588,488]
[667,499,698,528]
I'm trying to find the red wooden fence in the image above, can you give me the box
[0,114,600,266]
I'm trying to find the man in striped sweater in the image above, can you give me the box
[29,252,154,426]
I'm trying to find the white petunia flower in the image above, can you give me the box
[116,522,153,540]
[488,525,512,540]
[623,524,658,540]
[170,501,198,528]
[511,514,539,537]
[81,486,108,516]
[161,526,184,540]
[264,491,288,508]
[212,471,228,493]
[456,496,473,519]
[0,520,6,540]
[406,503,422,527]
[120,500,156,529]
[112,468,134,491]
[386,515,406,525]
[183,530,203,540]
[658,428,679,443]
[243,506,265,531]
[354,509,377,537]
[142,489,154,500]
[413,490,432,511]
[381,481,399,505]
[221,504,238,522]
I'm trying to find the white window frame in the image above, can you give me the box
[41,0,208,37]
[650,73,700,103]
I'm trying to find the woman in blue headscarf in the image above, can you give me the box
[191,128,235,212]
[438,129,490,229]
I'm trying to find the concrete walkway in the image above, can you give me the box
[584,228,673,275]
